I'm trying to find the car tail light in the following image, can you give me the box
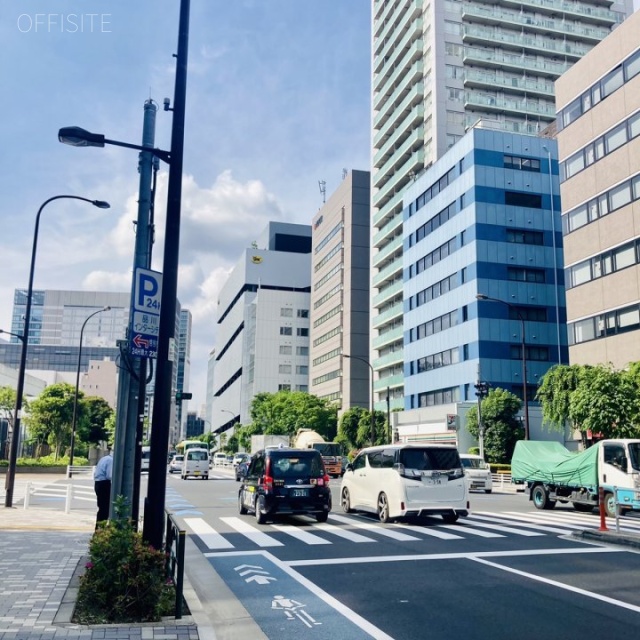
[324,474,330,486]
[262,475,274,490]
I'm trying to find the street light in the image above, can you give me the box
[68,306,111,477]
[476,294,530,440]
[4,195,110,508]
[343,354,375,447]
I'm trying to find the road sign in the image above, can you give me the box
[446,414,458,431]
[130,267,162,359]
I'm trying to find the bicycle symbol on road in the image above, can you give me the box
[271,594,321,628]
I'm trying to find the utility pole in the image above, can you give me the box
[111,99,157,524]
[474,374,490,461]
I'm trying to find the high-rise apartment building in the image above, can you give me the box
[176,309,192,440]
[556,8,640,367]
[310,170,371,410]
[211,222,312,433]
[371,0,631,409]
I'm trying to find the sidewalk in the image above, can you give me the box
[0,475,264,640]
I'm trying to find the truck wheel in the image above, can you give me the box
[442,512,459,524]
[604,492,617,518]
[532,485,549,510]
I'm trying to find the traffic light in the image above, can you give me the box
[474,381,490,399]
[175,391,193,403]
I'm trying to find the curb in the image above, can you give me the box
[572,529,640,550]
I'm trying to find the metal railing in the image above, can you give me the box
[23,480,95,511]
[164,509,186,619]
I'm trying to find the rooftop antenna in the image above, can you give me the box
[318,180,326,204]
[342,168,348,179]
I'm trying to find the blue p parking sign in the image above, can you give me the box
[130,267,162,358]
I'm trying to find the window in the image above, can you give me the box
[602,66,624,98]
[296,365,308,375]
[279,345,292,355]
[507,229,544,245]
[509,306,547,322]
[614,244,635,270]
[279,364,292,374]
[296,346,309,356]
[297,327,309,337]
[280,326,292,336]
[605,123,627,154]
[297,309,309,318]
[505,192,542,208]
[296,384,308,392]
[280,308,293,317]
[278,384,291,391]
[508,267,545,283]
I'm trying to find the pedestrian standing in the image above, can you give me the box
[94,450,113,525]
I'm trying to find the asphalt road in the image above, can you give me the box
[167,467,640,640]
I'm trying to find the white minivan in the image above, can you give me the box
[340,444,469,523]
[460,454,493,493]
[181,448,210,480]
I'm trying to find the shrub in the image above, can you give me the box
[74,498,174,623]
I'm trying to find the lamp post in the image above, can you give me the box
[343,354,375,446]
[476,294,530,440]
[68,306,111,477]
[4,195,110,508]
[542,144,562,364]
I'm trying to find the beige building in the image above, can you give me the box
[556,10,640,367]
[310,170,371,410]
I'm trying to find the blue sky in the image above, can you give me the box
[0,0,371,409]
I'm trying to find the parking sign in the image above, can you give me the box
[130,267,162,358]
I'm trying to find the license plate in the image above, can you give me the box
[291,488,308,497]
[194,471,200,475]
[423,477,444,486]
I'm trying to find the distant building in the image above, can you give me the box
[176,309,192,440]
[211,222,312,433]
[556,9,640,368]
[185,412,205,439]
[309,169,371,411]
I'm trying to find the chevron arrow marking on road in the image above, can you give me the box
[239,568,270,577]
[245,575,277,584]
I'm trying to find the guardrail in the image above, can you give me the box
[23,480,95,512]
[164,509,185,619]
[67,465,94,476]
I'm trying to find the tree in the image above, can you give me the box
[466,388,523,464]
[569,365,640,440]
[0,386,22,459]
[77,396,114,448]
[337,407,366,453]
[25,383,77,459]
[249,391,338,440]
[355,410,387,449]
[536,364,585,432]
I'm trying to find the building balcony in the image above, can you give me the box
[372,300,403,330]
[461,2,610,43]
[373,235,403,269]
[374,127,424,183]
[463,46,571,79]
[374,373,404,393]
[372,279,403,308]
[373,348,404,371]
[374,82,423,132]
[374,148,424,209]
[373,325,403,351]
[374,39,423,95]
[462,25,591,61]
[373,192,403,230]
[463,69,554,99]
[373,211,403,248]
[374,17,423,75]
[372,251,403,288]
[374,105,424,168]
[464,91,556,119]
[374,0,421,38]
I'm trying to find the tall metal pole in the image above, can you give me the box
[344,354,375,447]
[519,313,530,441]
[5,195,109,508]
[143,0,190,549]
[386,387,391,444]
[69,306,111,477]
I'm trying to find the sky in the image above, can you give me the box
[0,0,372,411]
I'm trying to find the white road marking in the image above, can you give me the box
[221,516,284,547]
[395,522,464,540]
[311,521,376,543]
[328,514,421,541]
[455,520,543,537]
[184,517,234,550]
[440,524,504,538]
[271,523,332,545]
[469,513,573,535]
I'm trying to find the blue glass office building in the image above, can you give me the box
[403,127,568,411]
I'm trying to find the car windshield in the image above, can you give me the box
[188,450,209,461]
[174,456,183,463]
[399,448,461,471]
[628,443,640,471]
[269,453,324,478]
[461,457,487,469]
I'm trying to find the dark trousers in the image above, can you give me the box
[94,479,111,523]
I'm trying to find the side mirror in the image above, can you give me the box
[345,463,353,473]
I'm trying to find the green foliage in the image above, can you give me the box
[74,497,173,624]
[248,391,338,440]
[536,364,584,431]
[467,388,524,464]
[25,382,77,459]
[337,407,366,452]
[78,396,114,447]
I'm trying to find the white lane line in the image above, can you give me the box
[220,517,284,547]
[468,513,573,535]
[470,555,640,614]
[270,523,332,545]
[328,514,421,541]
[440,524,504,538]
[536,511,640,532]
[184,517,234,550]
[395,523,464,540]
[456,520,543,537]
[311,521,376,543]
[287,545,622,567]
[501,511,586,529]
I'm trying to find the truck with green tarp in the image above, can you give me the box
[511,439,640,517]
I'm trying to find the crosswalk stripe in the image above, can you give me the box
[502,511,585,529]
[184,517,234,549]
[459,520,543,536]
[220,516,284,547]
[271,523,332,545]
[311,522,376,543]
[469,513,573,535]
[440,524,504,538]
[395,522,464,540]
[328,514,421,541]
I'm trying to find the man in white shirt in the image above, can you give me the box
[94,451,113,524]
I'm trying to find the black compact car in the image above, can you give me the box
[238,448,332,524]
[235,460,250,482]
